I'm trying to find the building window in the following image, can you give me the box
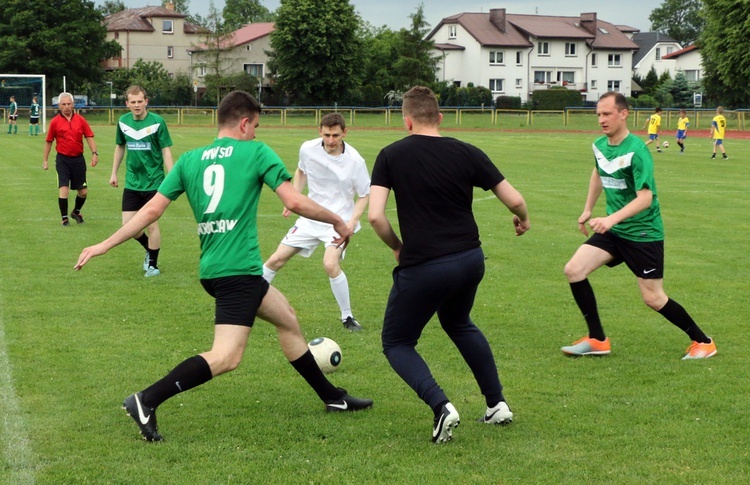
[591,53,598,67]
[163,20,173,34]
[684,69,700,82]
[489,79,504,93]
[608,54,622,67]
[590,80,597,89]
[558,71,575,84]
[244,63,264,78]
[534,71,552,83]
[167,46,174,58]
[655,48,661,60]
[667,47,674,55]
[565,43,577,56]
[489,51,504,65]
[114,32,119,39]
[607,80,621,91]
[246,45,252,51]
[449,25,457,39]
[516,51,523,66]
[515,78,523,88]
[199,66,207,77]
[538,42,550,55]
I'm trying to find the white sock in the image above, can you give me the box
[262,264,276,283]
[329,272,351,320]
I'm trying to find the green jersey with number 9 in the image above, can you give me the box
[159,138,292,279]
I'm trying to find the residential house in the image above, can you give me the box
[428,9,639,103]
[103,4,206,76]
[188,22,276,96]
[631,32,682,79]
[662,45,702,83]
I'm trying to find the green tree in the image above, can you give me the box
[0,0,121,95]
[97,0,126,16]
[223,0,275,31]
[359,23,400,101]
[649,0,704,46]
[392,3,437,89]
[701,0,750,107]
[268,0,363,104]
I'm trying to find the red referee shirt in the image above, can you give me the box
[46,112,95,157]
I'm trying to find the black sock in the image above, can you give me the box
[485,393,505,409]
[570,279,605,341]
[140,355,213,409]
[59,197,68,218]
[148,248,160,268]
[135,233,149,250]
[658,298,709,343]
[290,350,342,402]
[73,195,86,213]
[432,399,450,418]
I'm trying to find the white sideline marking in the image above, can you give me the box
[0,298,35,484]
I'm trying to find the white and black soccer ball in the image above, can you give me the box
[308,337,342,374]
[663,141,670,148]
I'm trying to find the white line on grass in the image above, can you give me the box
[0,296,35,484]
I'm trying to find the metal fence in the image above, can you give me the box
[2,106,747,131]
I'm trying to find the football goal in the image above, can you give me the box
[1,74,46,132]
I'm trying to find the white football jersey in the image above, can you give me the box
[297,138,370,230]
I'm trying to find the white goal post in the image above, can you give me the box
[1,74,46,133]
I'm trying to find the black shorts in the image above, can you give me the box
[122,188,158,212]
[200,275,269,327]
[30,118,39,125]
[585,231,664,279]
[9,114,17,121]
[56,154,87,190]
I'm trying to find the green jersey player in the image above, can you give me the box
[29,96,40,135]
[7,95,17,134]
[75,90,372,442]
[110,86,174,277]
[562,91,716,360]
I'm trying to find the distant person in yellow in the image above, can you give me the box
[676,109,689,154]
[643,107,662,153]
[710,106,728,160]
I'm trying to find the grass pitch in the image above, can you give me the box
[1,121,749,483]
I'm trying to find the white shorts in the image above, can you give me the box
[281,218,355,258]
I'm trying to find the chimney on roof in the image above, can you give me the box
[490,8,506,33]
[166,2,175,10]
[580,12,597,34]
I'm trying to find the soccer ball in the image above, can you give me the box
[663,141,670,148]
[308,337,342,374]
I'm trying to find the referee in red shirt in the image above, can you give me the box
[43,92,99,226]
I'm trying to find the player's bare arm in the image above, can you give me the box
[368,185,402,261]
[588,188,652,235]
[75,194,171,270]
[490,180,530,236]
[110,145,126,187]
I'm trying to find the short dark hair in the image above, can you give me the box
[320,112,346,130]
[402,86,441,125]
[599,91,629,111]
[218,91,261,127]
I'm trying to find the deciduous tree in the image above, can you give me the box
[223,0,275,31]
[268,0,363,104]
[701,0,750,106]
[0,0,121,94]
[649,0,704,46]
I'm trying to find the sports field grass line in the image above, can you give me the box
[0,297,35,485]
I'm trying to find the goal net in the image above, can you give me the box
[1,74,46,132]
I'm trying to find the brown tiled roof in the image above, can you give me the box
[662,44,698,59]
[430,11,637,51]
[104,6,203,34]
[434,43,465,51]
[191,22,275,51]
[443,13,533,48]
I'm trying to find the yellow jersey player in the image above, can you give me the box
[643,107,662,152]
[676,109,689,153]
[710,106,728,160]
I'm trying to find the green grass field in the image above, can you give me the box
[1,121,749,483]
